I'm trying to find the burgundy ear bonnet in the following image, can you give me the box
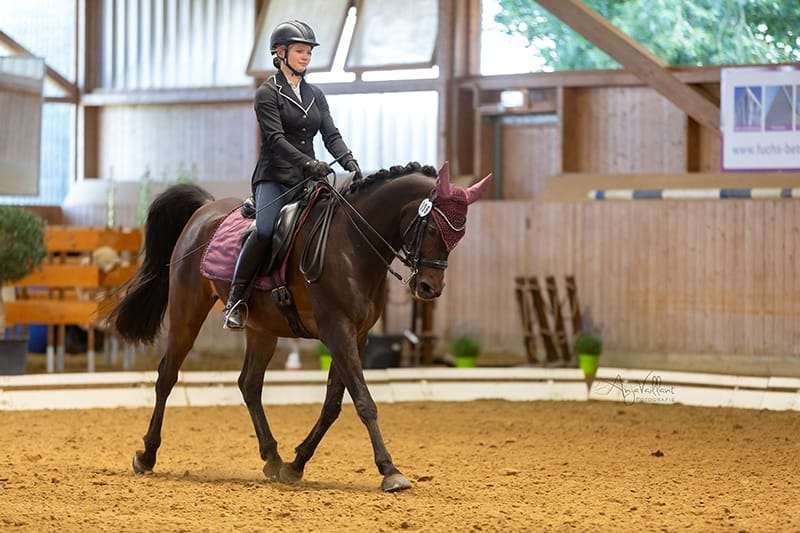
[431,161,492,251]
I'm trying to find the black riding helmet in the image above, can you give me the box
[270,21,319,75]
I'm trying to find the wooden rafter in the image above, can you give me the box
[0,28,77,101]
[535,0,720,131]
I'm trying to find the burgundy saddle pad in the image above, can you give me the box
[200,209,279,291]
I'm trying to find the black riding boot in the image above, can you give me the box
[223,232,268,329]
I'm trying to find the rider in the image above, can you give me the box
[223,20,362,329]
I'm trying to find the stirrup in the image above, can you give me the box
[223,300,249,330]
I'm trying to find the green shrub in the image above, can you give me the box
[451,336,480,358]
[574,333,602,356]
[0,207,46,333]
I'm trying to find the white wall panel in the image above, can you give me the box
[98,0,254,89]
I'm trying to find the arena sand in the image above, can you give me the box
[1,400,799,531]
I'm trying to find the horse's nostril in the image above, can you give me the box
[419,281,434,296]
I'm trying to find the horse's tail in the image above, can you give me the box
[107,183,214,345]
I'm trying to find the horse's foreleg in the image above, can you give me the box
[282,363,346,481]
[239,328,283,480]
[133,291,214,474]
[318,326,411,492]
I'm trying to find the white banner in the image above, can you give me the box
[721,66,800,171]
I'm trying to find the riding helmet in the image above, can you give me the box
[269,21,320,54]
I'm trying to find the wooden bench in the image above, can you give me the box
[5,226,141,372]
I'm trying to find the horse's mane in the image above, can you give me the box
[339,161,438,196]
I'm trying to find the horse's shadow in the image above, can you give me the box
[102,468,378,494]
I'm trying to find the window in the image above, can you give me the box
[483,0,800,74]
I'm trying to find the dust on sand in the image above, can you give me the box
[1,401,799,531]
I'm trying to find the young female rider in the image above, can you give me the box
[224,20,361,329]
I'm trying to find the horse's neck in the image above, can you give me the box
[350,176,432,249]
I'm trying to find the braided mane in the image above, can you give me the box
[341,161,438,196]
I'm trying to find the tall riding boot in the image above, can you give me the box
[223,232,268,329]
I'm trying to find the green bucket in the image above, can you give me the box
[578,353,600,378]
[319,354,332,371]
[455,355,477,368]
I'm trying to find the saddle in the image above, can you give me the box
[201,183,336,338]
[240,194,304,276]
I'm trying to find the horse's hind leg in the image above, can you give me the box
[239,328,283,480]
[132,285,215,474]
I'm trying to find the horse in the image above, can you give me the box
[106,161,492,492]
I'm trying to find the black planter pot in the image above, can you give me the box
[0,337,28,375]
[363,334,404,369]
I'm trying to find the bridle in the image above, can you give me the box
[322,182,451,285]
[400,193,451,273]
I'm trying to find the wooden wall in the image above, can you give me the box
[433,200,800,360]
[500,120,560,199]
[94,103,256,181]
[561,87,688,173]
[480,83,723,199]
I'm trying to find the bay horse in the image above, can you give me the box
[107,161,492,492]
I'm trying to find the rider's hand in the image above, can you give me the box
[303,159,332,179]
[344,159,362,181]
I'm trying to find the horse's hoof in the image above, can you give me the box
[278,462,303,484]
[381,473,412,493]
[262,460,282,481]
[132,451,153,475]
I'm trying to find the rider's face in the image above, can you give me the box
[282,44,312,73]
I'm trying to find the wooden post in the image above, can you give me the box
[420,301,436,366]
[46,325,55,373]
[529,277,559,363]
[86,326,95,372]
[56,324,66,372]
[546,275,571,363]
[514,277,537,364]
[565,275,582,336]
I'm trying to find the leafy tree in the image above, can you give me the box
[495,0,800,70]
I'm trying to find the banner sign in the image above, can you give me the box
[721,65,800,171]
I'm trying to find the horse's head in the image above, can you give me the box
[404,161,492,300]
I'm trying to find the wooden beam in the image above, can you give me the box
[534,0,720,131]
[82,78,437,107]
[15,265,100,289]
[45,227,142,253]
[5,300,98,326]
[460,66,733,91]
[0,29,78,99]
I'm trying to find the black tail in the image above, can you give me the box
[107,184,214,344]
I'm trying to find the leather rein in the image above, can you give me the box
[309,180,451,285]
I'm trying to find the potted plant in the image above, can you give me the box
[574,333,603,386]
[318,342,332,371]
[451,336,480,368]
[0,206,46,374]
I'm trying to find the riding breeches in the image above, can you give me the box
[230,181,292,286]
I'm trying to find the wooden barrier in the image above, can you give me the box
[4,226,141,373]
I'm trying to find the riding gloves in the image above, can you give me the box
[303,159,333,179]
[344,159,362,181]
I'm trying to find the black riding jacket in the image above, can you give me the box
[251,70,354,188]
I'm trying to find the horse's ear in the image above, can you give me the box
[436,161,452,198]
[464,173,493,205]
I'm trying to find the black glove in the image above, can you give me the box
[343,159,362,181]
[303,159,332,179]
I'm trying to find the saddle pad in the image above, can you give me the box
[200,209,279,291]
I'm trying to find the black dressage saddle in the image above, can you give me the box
[239,195,306,276]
